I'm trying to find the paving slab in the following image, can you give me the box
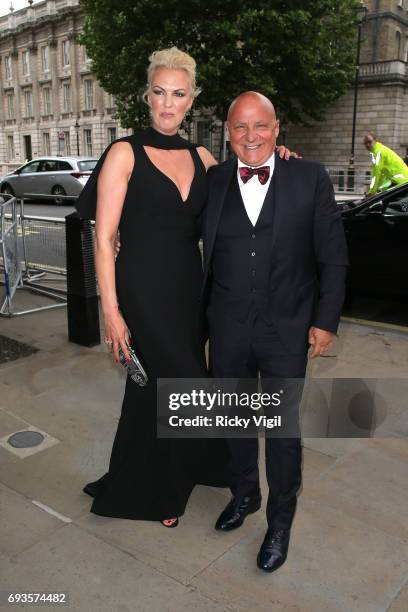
[76,484,264,586]
[305,439,408,542]
[191,497,408,612]
[0,482,63,558]
[0,436,106,520]
[0,524,233,612]
[1,299,408,612]
[0,372,123,444]
[387,581,408,612]
[309,325,408,378]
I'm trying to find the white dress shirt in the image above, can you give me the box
[237,153,275,226]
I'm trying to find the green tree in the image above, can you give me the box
[80,0,360,131]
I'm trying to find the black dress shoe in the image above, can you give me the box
[257,528,290,572]
[215,494,261,531]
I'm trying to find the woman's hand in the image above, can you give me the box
[104,310,131,363]
[276,145,302,160]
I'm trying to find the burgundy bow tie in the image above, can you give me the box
[239,165,270,185]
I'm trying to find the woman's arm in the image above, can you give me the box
[95,141,134,362]
[197,146,218,170]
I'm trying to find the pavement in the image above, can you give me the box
[0,288,407,612]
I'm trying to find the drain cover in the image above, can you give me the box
[7,431,45,448]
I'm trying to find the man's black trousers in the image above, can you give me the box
[208,304,307,530]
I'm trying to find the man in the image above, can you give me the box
[363,132,408,195]
[202,92,348,573]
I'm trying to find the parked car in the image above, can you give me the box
[0,157,98,204]
[339,183,408,301]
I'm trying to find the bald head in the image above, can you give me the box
[227,91,277,123]
[227,91,280,167]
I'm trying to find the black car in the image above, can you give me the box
[338,183,408,303]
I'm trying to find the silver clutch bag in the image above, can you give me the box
[118,340,149,387]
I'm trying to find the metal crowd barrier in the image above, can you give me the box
[327,167,370,195]
[0,193,70,316]
[0,195,23,315]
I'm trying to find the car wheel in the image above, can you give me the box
[51,185,67,205]
[1,183,15,197]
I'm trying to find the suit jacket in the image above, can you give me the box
[201,155,349,354]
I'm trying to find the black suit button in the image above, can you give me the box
[251,251,256,257]
[252,233,256,239]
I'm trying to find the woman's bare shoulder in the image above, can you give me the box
[196,146,218,171]
[102,140,134,175]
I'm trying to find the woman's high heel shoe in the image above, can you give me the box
[161,517,179,528]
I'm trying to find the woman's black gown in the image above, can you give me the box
[76,128,230,520]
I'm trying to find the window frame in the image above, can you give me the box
[62,40,70,67]
[41,45,49,72]
[84,79,94,110]
[62,82,72,113]
[22,50,30,77]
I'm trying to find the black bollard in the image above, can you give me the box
[65,211,100,347]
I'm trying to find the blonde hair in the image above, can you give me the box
[143,47,201,104]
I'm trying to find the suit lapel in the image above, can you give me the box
[203,158,236,275]
[269,155,288,253]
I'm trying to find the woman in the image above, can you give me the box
[77,47,292,527]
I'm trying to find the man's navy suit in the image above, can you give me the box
[202,155,348,529]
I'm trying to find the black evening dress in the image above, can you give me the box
[75,127,230,520]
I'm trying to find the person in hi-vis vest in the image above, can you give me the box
[364,132,408,195]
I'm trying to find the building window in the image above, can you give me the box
[84,129,93,155]
[22,50,30,76]
[107,127,117,143]
[7,135,15,160]
[5,56,12,80]
[42,132,51,155]
[63,83,72,112]
[84,79,94,110]
[62,40,70,67]
[6,94,15,120]
[23,90,33,118]
[64,131,71,155]
[83,46,91,63]
[41,46,49,72]
[396,31,402,59]
[43,87,52,115]
[196,120,212,150]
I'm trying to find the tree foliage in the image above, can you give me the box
[80,0,360,129]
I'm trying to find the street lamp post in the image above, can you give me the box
[74,118,80,156]
[348,2,368,191]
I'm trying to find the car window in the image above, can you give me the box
[78,160,97,172]
[38,160,58,172]
[58,161,73,171]
[381,186,408,214]
[385,196,408,214]
[19,161,41,174]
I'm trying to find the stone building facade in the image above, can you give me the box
[1,0,406,175]
[284,0,408,173]
[0,0,220,173]
[0,0,132,173]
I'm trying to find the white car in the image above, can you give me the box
[0,156,98,204]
